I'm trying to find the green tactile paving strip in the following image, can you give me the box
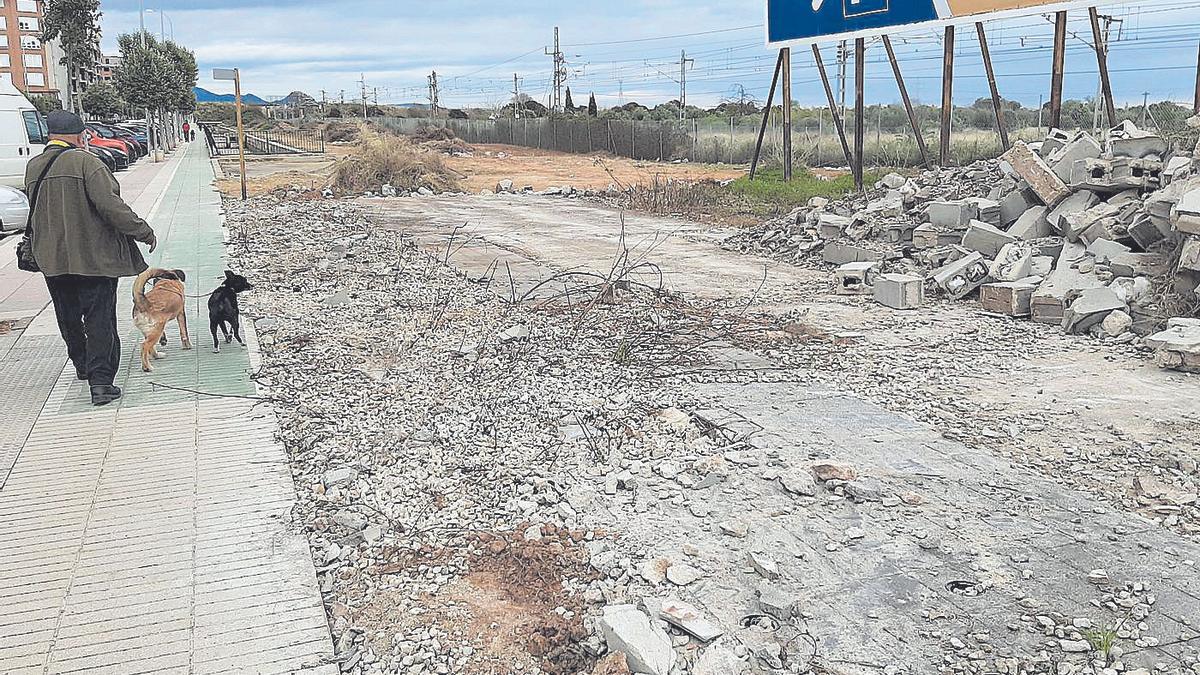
[54,146,256,415]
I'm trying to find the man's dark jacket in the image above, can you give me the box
[24,144,154,278]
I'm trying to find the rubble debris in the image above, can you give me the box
[1062,287,1126,334]
[981,278,1040,317]
[598,605,675,675]
[962,220,1018,258]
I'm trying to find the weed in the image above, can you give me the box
[1083,626,1119,662]
[331,127,460,194]
[729,167,880,207]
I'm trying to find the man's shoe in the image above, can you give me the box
[90,385,122,406]
[76,370,88,381]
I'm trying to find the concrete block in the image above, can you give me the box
[1039,128,1071,158]
[1046,190,1099,234]
[988,243,1033,282]
[1008,206,1051,240]
[1062,287,1126,334]
[966,197,1001,226]
[822,243,881,265]
[873,273,924,310]
[980,278,1040,317]
[1108,121,1168,159]
[999,189,1039,227]
[999,142,1071,206]
[883,222,916,243]
[962,220,1018,258]
[1127,213,1166,249]
[927,200,974,229]
[931,252,989,299]
[817,213,851,240]
[912,224,962,250]
[1048,132,1101,183]
[834,262,880,295]
[1031,255,1054,277]
[1174,188,1200,236]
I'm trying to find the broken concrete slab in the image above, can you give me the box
[817,213,852,240]
[1046,190,1100,235]
[1008,206,1052,240]
[1180,237,1200,272]
[755,585,797,621]
[1145,318,1200,373]
[1048,132,1101,183]
[599,605,675,675]
[657,598,724,643]
[873,273,924,310]
[999,188,1039,227]
[1061,202,1120,243]
[931,252,990,299]
[1175,188,1200,236]
[1000,141,1071,206]
[1108,120,1168,159]
[1086,238,1131,264]
[1061,287,1126,334]
[965,197,1001,226]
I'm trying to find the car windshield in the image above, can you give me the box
[91,126,116,139]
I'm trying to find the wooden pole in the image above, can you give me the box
[234,68,248,201]
[812,44,854,172]
[854,37,865,191]
[976,22,1010,150]
[1049,11,1067,130]
[750,51,784,181]
[939,25,954,167]
[1194,40,1200,115]
[882,35,929,168]
[1088,7,1116,128]
[781,47,793,181]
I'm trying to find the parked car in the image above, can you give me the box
[84,125,136,164]
[0,184,30,235]
[89,145,120,172]
[92,123,146,158]
[82,129,130,170]
[0,77,48,188]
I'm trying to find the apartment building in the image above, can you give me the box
[97,53,120,82]
[0,0,57,97]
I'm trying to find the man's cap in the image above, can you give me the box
[46,110,86,135]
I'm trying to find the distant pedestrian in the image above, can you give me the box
[23,111,158,406]
[190,128,196,142]
[182,121,191,141]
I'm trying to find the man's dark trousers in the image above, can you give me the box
[44,275,120,386]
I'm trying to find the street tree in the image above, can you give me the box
[588,93,598,117]
[29,94,63,116]
[564,87,574,113]
[81,82,125,119]
[41,0,103,113]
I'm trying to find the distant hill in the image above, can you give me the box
[194,87,271,106]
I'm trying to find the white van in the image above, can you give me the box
[0,76,45,234]
[0,76,47,188]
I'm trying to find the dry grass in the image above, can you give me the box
[331,128,461,194]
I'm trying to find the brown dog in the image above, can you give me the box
[132,267,192,372]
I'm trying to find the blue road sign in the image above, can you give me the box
[767,0,942,44]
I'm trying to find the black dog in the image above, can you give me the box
[208,270,253,353]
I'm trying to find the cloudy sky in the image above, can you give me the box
[98,1,1200,109]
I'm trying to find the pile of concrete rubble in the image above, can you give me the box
[725,122,1200,373]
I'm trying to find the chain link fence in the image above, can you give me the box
[375,96,1197,169]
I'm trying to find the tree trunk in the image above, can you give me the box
[66,51,75,113]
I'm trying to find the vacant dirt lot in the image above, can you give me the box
[444,144,744,193]
[214,143,745,198]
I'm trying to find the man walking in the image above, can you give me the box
[25,111,157,406]
[182,120,191,142]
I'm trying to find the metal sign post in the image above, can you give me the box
[213,68,247,200]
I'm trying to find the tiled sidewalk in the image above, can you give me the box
[0,143,336,674]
